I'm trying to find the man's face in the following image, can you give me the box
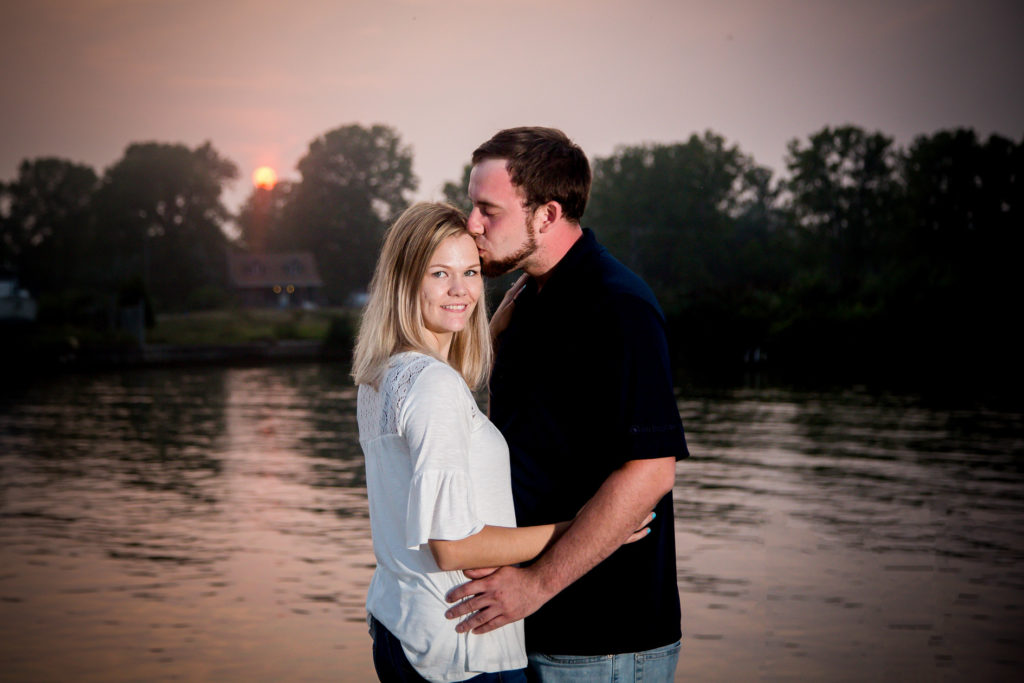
[466,158,537,277]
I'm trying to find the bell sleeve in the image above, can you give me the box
[398,363,485,550]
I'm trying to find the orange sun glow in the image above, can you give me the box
[253,166,278,190]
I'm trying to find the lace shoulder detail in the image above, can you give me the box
[357,352,447,439]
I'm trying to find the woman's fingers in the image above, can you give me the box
[463,566,498,580]
[490,275,529,338]
[624,511,656,544]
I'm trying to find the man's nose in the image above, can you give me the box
[466,209,483,236]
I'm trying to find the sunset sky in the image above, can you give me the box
[3,0,1022,214]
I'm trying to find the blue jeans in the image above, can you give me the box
[527,640,680,683]
[369,615,528,683]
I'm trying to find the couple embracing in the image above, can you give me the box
[353,127,689,682]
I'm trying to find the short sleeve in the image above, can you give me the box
[609,294,689,463]
[399,363,485,549]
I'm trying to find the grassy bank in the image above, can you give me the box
[147,307,356,345]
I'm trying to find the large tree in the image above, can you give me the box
[784,125,902,294]
[279,123,417,302]
[235,180,295,253]
[0,158,99,293]
[585,132,784,374]
[441,164,473,215]
[903,129,1022,248]
[898,129,1024,372]
[93,141,238,311]
[774,126,903,370]
[587,131,779,313]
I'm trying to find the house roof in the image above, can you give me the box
[227,252,324,288]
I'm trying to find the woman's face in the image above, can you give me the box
[419,233,483,357]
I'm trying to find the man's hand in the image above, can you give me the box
[444,512,654,633]
[445,565,549,635]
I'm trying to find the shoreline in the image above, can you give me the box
[2,339,351,378]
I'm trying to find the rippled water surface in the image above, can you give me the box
[1,366,1022,681]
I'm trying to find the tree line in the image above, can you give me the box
[595,127,1023,388]
[0,124,416,325]
[2,123,1020,387]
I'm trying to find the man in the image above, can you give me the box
[445,127,689,681]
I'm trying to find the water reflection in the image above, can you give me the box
[0,365,373,682]
[1,369,1022,681]
[675,388,1024,681]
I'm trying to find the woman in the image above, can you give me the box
[352,203,646,682]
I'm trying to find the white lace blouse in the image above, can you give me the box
[357,351,526,681]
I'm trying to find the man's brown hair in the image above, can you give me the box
[472,127,591,222]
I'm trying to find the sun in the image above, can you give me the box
[252,166,278,190]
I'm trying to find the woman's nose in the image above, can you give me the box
[449,276,468,295]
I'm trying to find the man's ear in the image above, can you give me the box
[534,201,563,233]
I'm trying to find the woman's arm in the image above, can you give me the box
[428,512,654,571]
[428,521,569,571]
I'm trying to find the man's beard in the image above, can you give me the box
[481,220,537,277]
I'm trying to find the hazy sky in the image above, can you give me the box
[3,0,1022,213]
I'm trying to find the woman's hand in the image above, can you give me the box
[489,274,529,340]
[624,511,656,543]
[463,566,499,579]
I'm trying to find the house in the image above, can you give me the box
[0,275,37,322]
[227,252,325,308]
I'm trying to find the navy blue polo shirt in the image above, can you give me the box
[489,228,688,655]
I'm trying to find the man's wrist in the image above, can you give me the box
[522,561,560,604]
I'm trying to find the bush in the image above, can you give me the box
[272,311,302,339]
[186,285,232,311]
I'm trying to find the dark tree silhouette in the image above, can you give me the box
[583,132,783,376]
[235,180,295,253]
[442,164,473,215]
[0,158,99,293]
[784,125,902,293]
[896,129,1024,375]
[587,132,779,310]
[274,123,417,303]
[92,141,238,311]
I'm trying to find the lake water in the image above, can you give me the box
[1,365,1022,682]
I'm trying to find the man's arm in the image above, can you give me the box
[444,455,676,634]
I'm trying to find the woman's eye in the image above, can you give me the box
[465,269,479,277]
[431,270,447,278]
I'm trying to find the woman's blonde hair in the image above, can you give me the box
[351,202,492,390]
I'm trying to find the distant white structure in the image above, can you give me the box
[0,276,37,322]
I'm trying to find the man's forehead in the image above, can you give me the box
[470,159,522,198]
[471,157,510,180]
